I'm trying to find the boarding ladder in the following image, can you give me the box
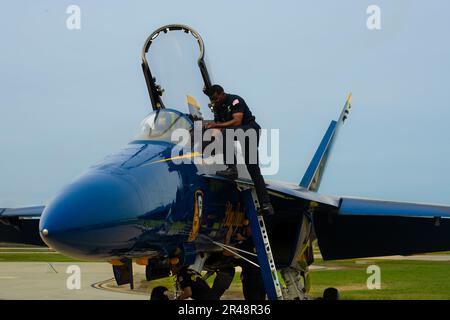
[239,186,284,300]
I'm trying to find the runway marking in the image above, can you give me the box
[47,263,58,273]
[92,278,148,296]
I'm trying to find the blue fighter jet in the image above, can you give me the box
[1,25,450,300]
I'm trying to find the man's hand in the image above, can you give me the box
[208,113,244,129]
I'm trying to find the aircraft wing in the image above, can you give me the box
[0,206,46,246]
[203,175,450,260]
[294,94,450,259]
[1,206,45,218]
[202,174,340,208]
[314,197,450,260]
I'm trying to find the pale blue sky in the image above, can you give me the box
[1,1,450,207]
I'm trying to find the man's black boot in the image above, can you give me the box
[216,165,238,180]
[257,202,274,216]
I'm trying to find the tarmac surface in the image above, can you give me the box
[0,262,149,300]
[1,254,449,300]
[0,262,335,300]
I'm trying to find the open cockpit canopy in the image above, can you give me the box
[141,24,213,115]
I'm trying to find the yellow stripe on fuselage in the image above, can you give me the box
[142,152,202,166]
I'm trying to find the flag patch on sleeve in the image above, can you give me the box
[232,99,239,106]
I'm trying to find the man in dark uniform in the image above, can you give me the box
[170,258,216,300]
[206,84,274,216]
[205,252,236,299]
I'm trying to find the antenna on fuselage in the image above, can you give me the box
[141,24,213,111]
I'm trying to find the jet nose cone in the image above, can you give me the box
[39,172,144,259]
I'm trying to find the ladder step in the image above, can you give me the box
[242,189,283,300]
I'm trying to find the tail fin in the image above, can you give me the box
[299,93,352,192]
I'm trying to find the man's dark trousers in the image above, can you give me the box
[222,123,271,206]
